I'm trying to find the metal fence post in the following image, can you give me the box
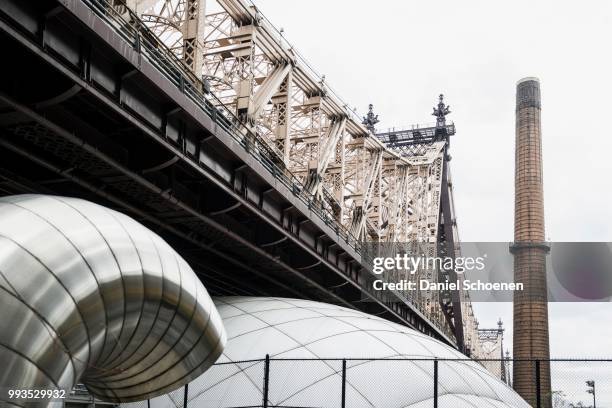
[183,383,189,408]
[433,359,438,408]
[341,359,347,408]
[535,360,541,408]
[263,354,270,408]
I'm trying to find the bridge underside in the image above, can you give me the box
[0,0,457,346]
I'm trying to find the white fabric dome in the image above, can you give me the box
[127,297,528,408]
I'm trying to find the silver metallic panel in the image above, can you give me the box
[0,195,226,404]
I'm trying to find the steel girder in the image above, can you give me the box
[0,0,497,353]
[109,0,473,346]
[0,0,460,348]
[132,0,206,75]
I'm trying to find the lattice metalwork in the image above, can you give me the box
[116,0,482,347]
[114,0,207,75]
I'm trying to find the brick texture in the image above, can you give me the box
[512,78,552,408]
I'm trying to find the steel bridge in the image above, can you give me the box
[0,0,484,356]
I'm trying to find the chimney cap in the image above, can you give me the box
[517,77,540,85]
[516,77,541,109]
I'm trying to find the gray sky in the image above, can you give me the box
[252,0,612,403]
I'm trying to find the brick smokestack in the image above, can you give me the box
[511,77,552,407]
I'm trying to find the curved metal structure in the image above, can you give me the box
[0,194,226,405]
[127,297,528,408]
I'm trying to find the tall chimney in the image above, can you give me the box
[511,77,552,407]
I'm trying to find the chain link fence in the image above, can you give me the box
[118,357,612,408]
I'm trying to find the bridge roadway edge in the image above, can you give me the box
[0,0,456,347]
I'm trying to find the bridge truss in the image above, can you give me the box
[131,0,449,246]
[0,0,485,357]
[125,0,485,353]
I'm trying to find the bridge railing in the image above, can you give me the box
[68,0,464,341]
[83,0,362,253]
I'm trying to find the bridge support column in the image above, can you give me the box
[182,0,206,77]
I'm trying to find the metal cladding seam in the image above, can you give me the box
[0,194,226,405]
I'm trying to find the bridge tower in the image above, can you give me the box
[511,77,552,407]
[375,95,465,352]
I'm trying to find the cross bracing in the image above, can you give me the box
[130,0,449,246]
[0,0,488,359]
[109,0,487,356]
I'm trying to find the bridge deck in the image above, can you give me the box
[0,0,455,346]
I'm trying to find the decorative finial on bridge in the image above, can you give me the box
[362,104,379,133]
[497,318,503,331]
[432,94,451,128]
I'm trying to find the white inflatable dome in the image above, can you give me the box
[126,297,528,408]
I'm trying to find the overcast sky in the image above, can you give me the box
[250,0,612,403]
